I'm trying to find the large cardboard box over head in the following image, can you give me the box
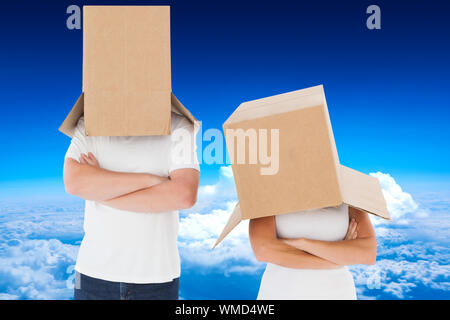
[214,85,390,248]
[59,6,197,138]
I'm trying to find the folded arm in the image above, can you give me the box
[249,216,342,269]
[100,168,200,213]
[283,207,377,266]
[63,154,167,201]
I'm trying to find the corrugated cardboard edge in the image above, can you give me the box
[59,93,84,138]
[58,92,199,138]
[340,165,391,220]
[320,85,343,196]
[212,203,242,249]
[320,85,340,165]
[223,84,325,125]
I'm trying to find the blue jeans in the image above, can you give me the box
[74,272,179,300]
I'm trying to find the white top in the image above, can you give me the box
[65,114,199,283]
[257,204,357,300]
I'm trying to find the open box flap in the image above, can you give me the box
[340,165,390,220]
[59,92,198,138]
[59,93,84,138]
[171,93,200,130]
[213,203,243,249]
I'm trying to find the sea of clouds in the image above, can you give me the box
[0,167,448,299]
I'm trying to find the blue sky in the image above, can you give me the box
[0,0,449,184]
[0,0,449,299]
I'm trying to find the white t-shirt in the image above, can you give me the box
[65,113,199,283]
[257,205,356,300]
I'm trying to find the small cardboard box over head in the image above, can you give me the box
[59,5,197,138]
[214,85,390,248]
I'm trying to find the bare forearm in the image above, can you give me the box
[100,176,197,213]
[255,240,342,270]
[286,237,377,266]
[64,160,166,201]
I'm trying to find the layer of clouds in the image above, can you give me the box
[179,168,428,268]
[350,241,450,299]
[179,167,449,299]
[179,204,261,275]
[370,172,428,224]
[0,169,448,299]
[0,238,78,299]
[179,166,261,275]
[186,166,237,214]
[0,200,83,299]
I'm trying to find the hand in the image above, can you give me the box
[79,152,100,168]
[345,218,358,240]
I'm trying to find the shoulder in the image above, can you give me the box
[71,116,86,138]
[76,116,85,130]
[171,112,194,131]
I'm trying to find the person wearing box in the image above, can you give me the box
[250,204,377,300]
[64,114,200,300]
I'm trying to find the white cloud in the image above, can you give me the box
[350,255,450,299]
[220,166,233,178]
[179,166,263,273]
[179,201,261,271]
[370,172,427,224]
[179,168,449,299]
[0,200,83,300]
[180,201,238,241]
[0,170,448,300]
[0,293,19,300]
[180,169,437,276]
[186,166,237,214]
[0,238,78,299]
[350,218,450,299]
[200,185,216,195]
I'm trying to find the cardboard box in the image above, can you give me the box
[214,85,390,248]
[59,6,197,137]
